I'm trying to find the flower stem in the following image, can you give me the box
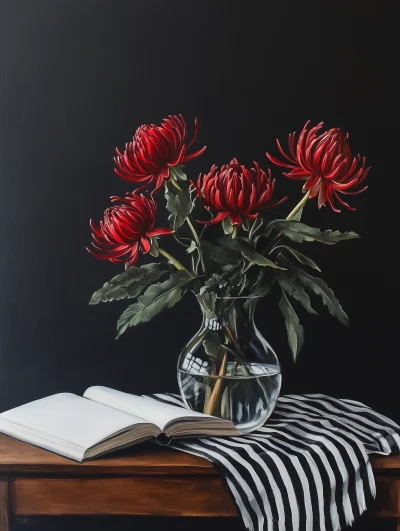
[186,217,206,273]
[186,217,200,245]
[158,247,190,273]
[204,352,228,416]
[286,190,310,221]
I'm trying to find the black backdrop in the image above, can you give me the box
[0,0,399,493]
[1,1,399,529]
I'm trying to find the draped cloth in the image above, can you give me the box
[147,393,400,531]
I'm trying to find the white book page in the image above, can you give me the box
[84,386,212,431]
[0,393,148,450]
[0,417,85,461]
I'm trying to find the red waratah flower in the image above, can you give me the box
[87,193,174,268]
[114,114,207,193]
[194,158,287,226]
[266,121,370,212]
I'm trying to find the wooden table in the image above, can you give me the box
[0,434,399,530]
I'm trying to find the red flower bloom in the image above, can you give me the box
[87,193,174,268]
[266,121,370,212]
[194,158,287,226]
[114,114,207,193]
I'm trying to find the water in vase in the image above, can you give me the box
[178,360,282,433]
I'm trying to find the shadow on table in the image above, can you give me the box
[13,514,396,531]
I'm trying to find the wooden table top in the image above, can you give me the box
[0,433,398,476]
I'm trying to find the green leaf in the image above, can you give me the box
[279,290,304,360]
[296,268,349,326]
[165,184,193,229]
[218,237,285,269]
[292,206,304,221]
[116,271,194,337]
[222,216,233,235]
[277,272,317,315]
[170,165,188,181]
[274,245,321,272]
[204,273,224,290]
[228,304,237,340]
[186,240,197,254]
[208,244,239,265]
[90,263,171,305]
[196,290,217,319]
[149,237,160,258]
[240,246,286,269]
[243,279,274,309]
[202,334,222,360]
[266,220,360,244]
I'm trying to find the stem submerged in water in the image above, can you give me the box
[204,352,228,416]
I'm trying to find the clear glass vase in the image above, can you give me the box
[177,298,282,433]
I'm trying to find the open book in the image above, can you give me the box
[0,386,239,462]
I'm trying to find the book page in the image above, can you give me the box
[0,393,149,451]
[84,386,213,431]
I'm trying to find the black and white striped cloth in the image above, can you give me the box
[147,393,400,531]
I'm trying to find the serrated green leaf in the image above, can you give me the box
[243,279,274,309]
[90,263,171,305]
[116,271,194,337]
[240,246,286,269]
[274,245,321,272]
[277,272,317,315]
[266,220,360,244]
[279,290,304,360]
[296,268,349,325]
[197,290,217,319]
[165,184,193,229]
[218,237,285,269]
[218,236,284,269]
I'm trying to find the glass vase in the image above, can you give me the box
[177,298,282,433]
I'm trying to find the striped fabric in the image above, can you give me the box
[147,393,400,531]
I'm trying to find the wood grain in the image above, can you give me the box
[1,434,400,522]
[0,435,214,475]
[0,477,10,531]
[0,434,394,475]
[371,477,400,517]
[12,477,238,517]
[371,455,400,472]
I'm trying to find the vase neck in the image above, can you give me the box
[201,298,258,332]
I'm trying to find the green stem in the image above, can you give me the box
[186,217,200,245]
[286,190,310,221]
[186,217,206,273]
[158,247,190,273]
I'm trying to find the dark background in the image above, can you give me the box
[0,1,398,529]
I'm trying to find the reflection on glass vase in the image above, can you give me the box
[177,298,282,433]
